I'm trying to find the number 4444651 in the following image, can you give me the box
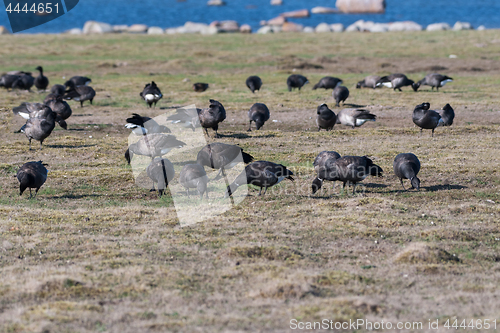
[444,319,497,330]
[6,3,59,14]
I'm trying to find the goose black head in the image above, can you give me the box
[412,82,420,92]
[311,177,323,195]
[415,102,430,111]
[411,176,420,190]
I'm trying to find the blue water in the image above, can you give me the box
[1,0,499,33]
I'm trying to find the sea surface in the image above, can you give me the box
[1,0,500,33]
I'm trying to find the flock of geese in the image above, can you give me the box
[1,68,456,199]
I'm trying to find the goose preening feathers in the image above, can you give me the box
[438,103,455,126]
[225,161,294,197]
[140,81,163,108]
[13,103,56,150]
[246,76,262,93]
[412,102,444,137]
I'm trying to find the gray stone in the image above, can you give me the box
[183,21,210,34]
[453,21,473,31]
[330,23,345,32]
[240,24,252,33]
[311,6,338,14]
[257,26,277,34]
[388,21,422,32]
[66,28,82,35]
[0,26,10,34]
[113,25,129,33]
[315,23,332,33]
[303,26,315,33]
[426,23,451,31]
[83,21,113,34]
[477,25,486,31]
[218,20,240,33]
[336,0,386,13]
[369,23,389,32]
[270,0,283,4]
[147,27,164,35]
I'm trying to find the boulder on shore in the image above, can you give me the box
[128,24,148,33]
[0,26,10,35]
[148,27,164,35]
[315,23,332,33]
[388,21,422,32]
[266,16,287,26]
[83,21,113,34]
[282,22,303,32]
[336,0,385,13]
[331,23,345,32]
[426,23,451,31]
[453,21,473,30]
[240,24,252,33]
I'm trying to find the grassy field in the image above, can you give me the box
[0,31,499,332]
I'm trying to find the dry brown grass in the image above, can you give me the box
[0,31,499,332]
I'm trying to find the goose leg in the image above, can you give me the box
[431,128,435,137]
[400,179,406,191]
[258,187,263,196]
[39,141,43,150]
[186,188,190,197]
[352,183,357,195]
[29,188,32,199]
[248,121,252,132]
[28,138,32,150]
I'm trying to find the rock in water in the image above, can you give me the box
[336,0,385,13]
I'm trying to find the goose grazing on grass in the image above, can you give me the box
[166,107,201,131]
[193,82,209,92]
[125,113,171,135]
[246,76,262,93]
[198,99,226,137]
[312,151,341,194]
[412,74,453,92]
[333,86,349,107]
[336,108,376,129]
[225,161,294,197]
[197,143,254,179]
[13,102,67,129]
[412,102,444,137]
[312,156,383,195]
[43,95,72,128]
[12,73,35,91]
[34,66,49,91]
[146,157,175,197]
[356,75,381,89]
[49,84,66,96]
[64,81,96,107]
[179,164,209,199]
[438,103,455,126]
[248,103,270,131]
[17,161,48,198]
[0,74,20,89]
[140,81,163,108]
[13,104,56,150]
[66,76,91,87]
[316,103,337,131]
[393,153,420,191]
[313,76,342,90]
[376,73,414,91]
[125,133,186,164]
[287,74,309,91]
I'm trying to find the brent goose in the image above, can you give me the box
[312,156,383,195]
[125,133,186,164]
[0,74,20,89]
[44,95,72,129]
[17,161,48,198]
[333,86,349,107]
[336,108,376,129]
[146,157,175,197]
[287,74,309,91]
[140,81,163,108]
[166,107,201,131]
[248,103,270,131]
[412,102,444,137]
[356,75,381,89]
[198,99,226,137]
[312,76,342,90]
[393,153,421,191]
[412,74,453,92]
[197,143,254,179]
[34,66,49,91]
[246,76,262,93]
[179,164,209,199]
[50,84,66,96]
[311,151,341,194]
[376,74,414,91]
[438,104,455,126]
[225,161,294,197]
[316,103,337,131]
[64,81,96,107]
[65,76,91,86]
[125,113,171,135]
[12,73,35,91]
[13,102,67,129]
[13,104,56,150]
[193,83,209,92]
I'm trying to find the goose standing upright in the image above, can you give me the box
[34,66,49,91]
[247,103,270,131]
[412,102,444,137]
[17,161,48,198]
[13,104,56,150]
[393,153,421,191]
[225,161,294,197]
[246,76,262,93]
[198,99,226,137]
[316,103,337,131]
